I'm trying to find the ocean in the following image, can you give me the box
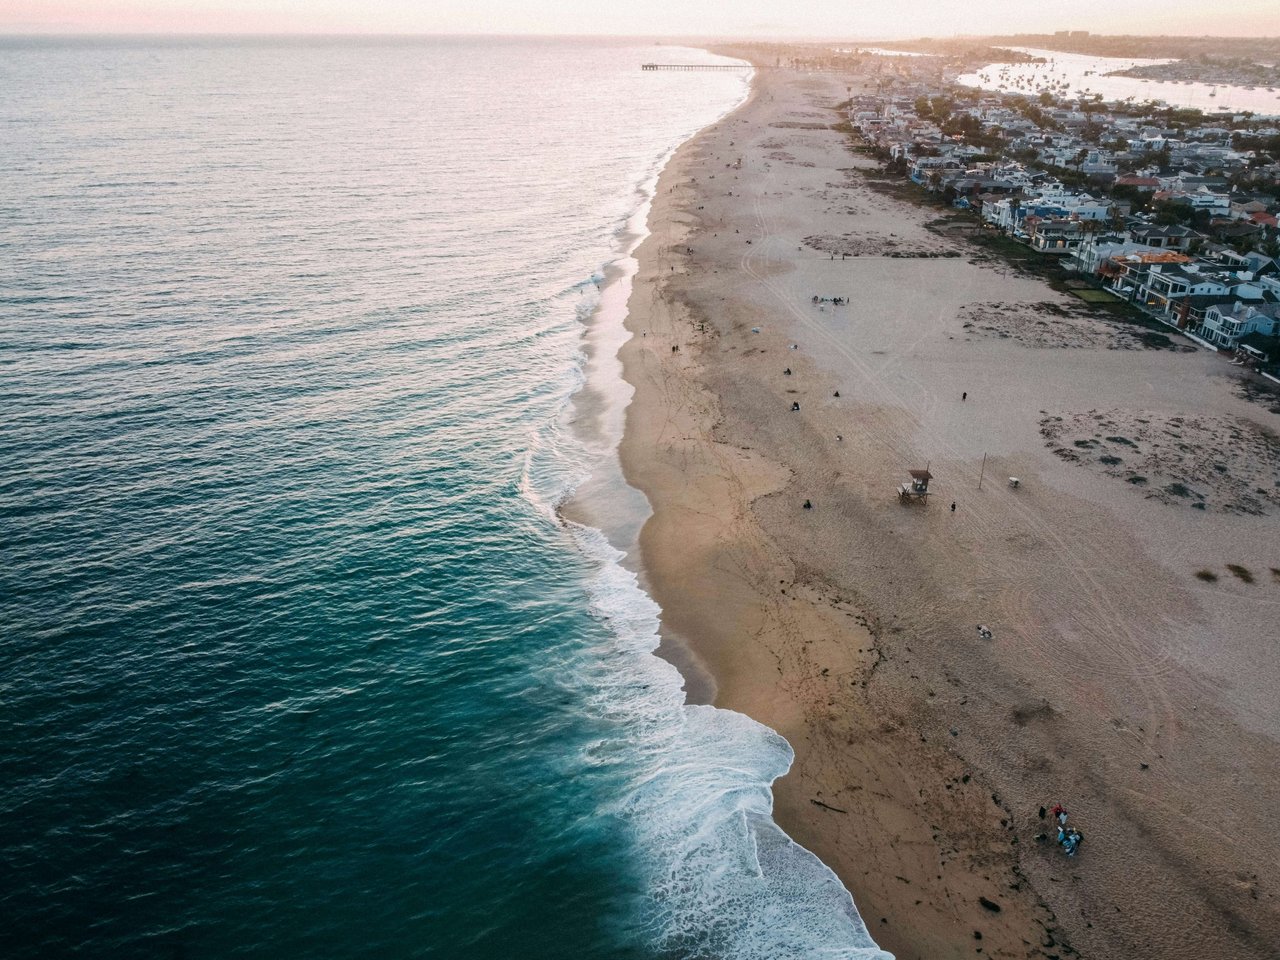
[0,36,887,959]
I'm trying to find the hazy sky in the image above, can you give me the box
[4,0,1278,38]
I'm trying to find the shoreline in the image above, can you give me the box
[558,60,755,707]
[612,49,1280,960]
[595,61,899,952]
[560,57,896,958]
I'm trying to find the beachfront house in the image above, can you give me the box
[1108,254,1276,330]
[1069,239,1162,277]
[1198,302,1280,350]
[911,155,963,183]
[1143,265,1222,310]
[1102,251,1192,304]
[1025,216,1091,254]
[1172,294,1241,332]
[982,196,1025,234]
[1133,264,1243,322]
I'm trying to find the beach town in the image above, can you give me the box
[613,39,1280,960]
[845,48,1280,366]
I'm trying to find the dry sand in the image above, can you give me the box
[611,56,1280,960]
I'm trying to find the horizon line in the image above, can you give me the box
[3,29,1279,40]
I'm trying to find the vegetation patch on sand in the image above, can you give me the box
[959,301,1164,350]
[1040,410,1280,515]
[767,150,816,167]
[1071,288,1120,304]
[1235,378,1280,417]
[1226,564,1256,584]
[803,233,958,257]
[770,120,834,130]
[850,179,1198,351]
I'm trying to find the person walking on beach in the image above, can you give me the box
[950,501,956,512]
[962,391,967,401]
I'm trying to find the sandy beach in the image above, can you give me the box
[613,53,1280,959]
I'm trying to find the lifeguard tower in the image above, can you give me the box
[898,469,933,503]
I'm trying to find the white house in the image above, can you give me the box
[1199,302,1280,349]
[1069,240,1164,277]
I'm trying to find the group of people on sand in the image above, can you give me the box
[811,295,846,305]
[1039,803,1085,857]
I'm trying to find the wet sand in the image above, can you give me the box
[615,54,1280,960]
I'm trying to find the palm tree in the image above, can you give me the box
[1078,218,1104,272]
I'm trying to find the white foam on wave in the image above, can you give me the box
[521,49,893,960]
[571,526,891,959]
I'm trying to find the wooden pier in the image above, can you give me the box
[641,63,754,71]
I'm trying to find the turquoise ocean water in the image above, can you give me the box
[0,36,887,959]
